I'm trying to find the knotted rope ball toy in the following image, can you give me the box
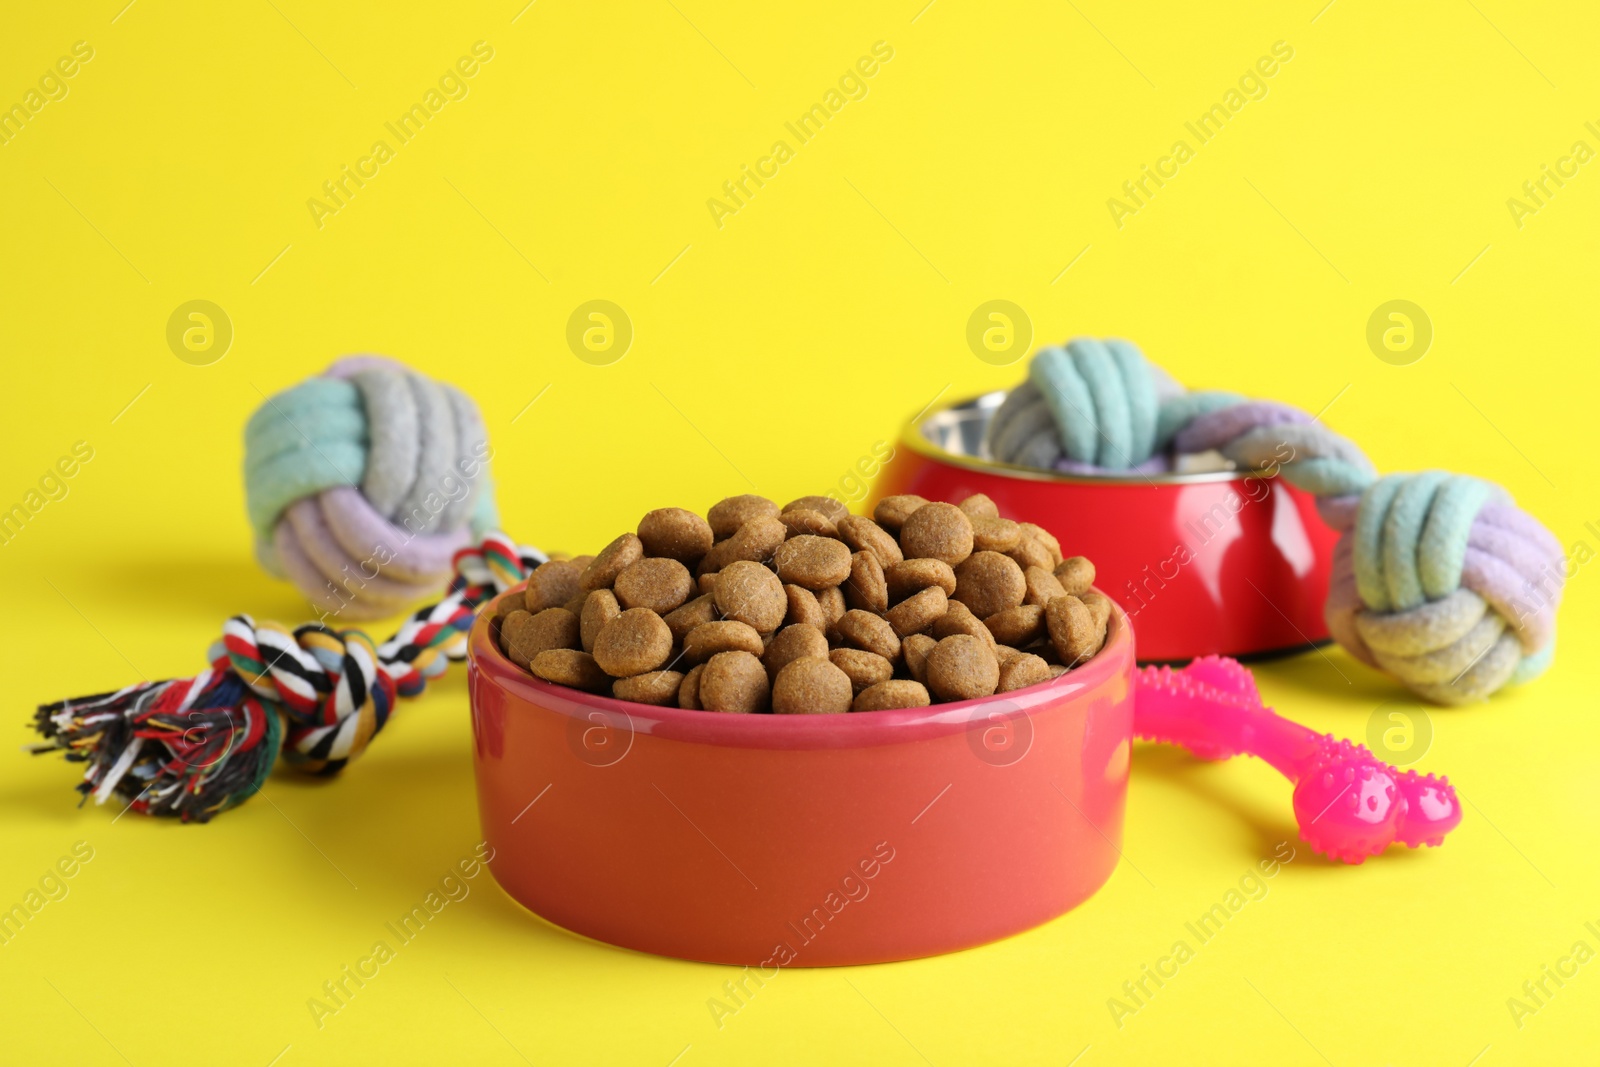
[986,339,1566,705]
[246,356,500,620]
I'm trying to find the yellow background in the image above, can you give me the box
[2,1,1597,1063]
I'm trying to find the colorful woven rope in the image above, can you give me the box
[30,533,543,822]
[986,339,1566,704]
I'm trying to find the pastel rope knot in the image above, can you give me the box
[245,356,499,620]
[986,340,1567,703]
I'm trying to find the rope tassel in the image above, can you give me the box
[29,533,543,822]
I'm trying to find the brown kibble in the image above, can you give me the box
[836,609,901,661]
[1080,590,1113,634]
[844,550,888,614]
[925,634,1000,702]
[580,589,622,652]
[829,648,894,694]
[762,624,829,681]
[1048,664,1070,678]
[571,555,596,570]
[984,604,1046,647]
[524,559,584,613]
[784,584,826,630]
[952,551,1027,619]
[1046,595,1099,667]
[562,592,588,614]
[501,608,579,667]
[699,650,770,713]
[708,495,779,539]
[872,494,928,534]
[1023,565,1067,608]
[580,534,645,592]
[613,671,684,706]
[780,508,838,539]
[1021,523,1063,565]
[817,586,847,639]
[957,493,999,519]
[884,558,957,602]
[697,572,719,596]
[1055,556,1096,596]
[993,644,1023,665]
[782,495,849,524]
[932,600,997,650]
[773,535,853,590]
[663,593,717,644]
[836,515,904,569]
[886,585,947,637]
[530,649,609,691]
[902,633,936,683]
[852,679,931,712]
[679,663,705,709]
[714,560,787,633]
[614,557,693,615]
[494,590,528,623]
[970,515,1023,553]
[772,656,853,715]
[702,516,787,572]
[637,508,715,565]
[591,608,672,677]
[683,620,765,663]
[898,502,974,567]
[997,654,1052,693]
[1006,536,1055,572]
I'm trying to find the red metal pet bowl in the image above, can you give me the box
[468,590,1135,966]
[870,393,1339,662]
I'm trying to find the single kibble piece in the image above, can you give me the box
[970,515,1023,553]
[852,679,931,712]
[580,533,645,592]
[1006,535,1054,572]
[1048,664,1070,678]
[836,609,901,661]
[993,643,1023,665]
[772,656,853,715]
[829,648,894,694]
[932,600,997,649]
[884,558,957,602]
[1055,556,1096,596]
[957,493,999,519]
[663,593,717,644]
[872,494,928,534]
[501,608,579,667]
[773,535,853,590]
[591,608,673,677]
[562,592,589,614]
[524,559,584,613]
[836,515,904,569]
[925,634,1000,701]
[902,633,937,683]
[614,556,693,615]
[780,508,838,539]
[817,586,847,638]
[784,584,826,630]
[708,495,779,539]
[697,572,719,596]
[683,619,765,663]
[886,585,948,637]
[679,663,705,709]
[637,508,715,565]
[953,551,1027,619]
[530,649,610,691]
[494,589,529,623]
[782,495,849,524]
[714,560,787,633]
[579,590,622,652]
[1079,590,1113,634]
[1046,595,1099,667]
[570,555,595,570]
[997,654,1052,693]
[845,550,888,614]
[762,623,830,681]
[613,671,684,706]
[984,604,1046,647]
[1023,565,1067,608]
[720,516,788,566]
[1021,523,1063,564]
[699,650,770,713]
[899,502,974,567]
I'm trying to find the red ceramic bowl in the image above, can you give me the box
[468,590,1135,966]
[871,392,1339,662]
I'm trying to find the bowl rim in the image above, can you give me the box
[902,389,1266,487]
[468,588,1133,747]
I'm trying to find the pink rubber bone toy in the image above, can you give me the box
[1134,656,1462,864]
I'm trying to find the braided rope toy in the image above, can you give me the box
[986,339,1565,705]
[246,356,500,620]
[29,535,544,822]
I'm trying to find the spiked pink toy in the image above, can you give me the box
[1134,656,1462,863]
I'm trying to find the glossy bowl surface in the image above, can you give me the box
[870,392,1339,661]
[468,592,1135,966]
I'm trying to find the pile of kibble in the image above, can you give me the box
[493,493,1111,713]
